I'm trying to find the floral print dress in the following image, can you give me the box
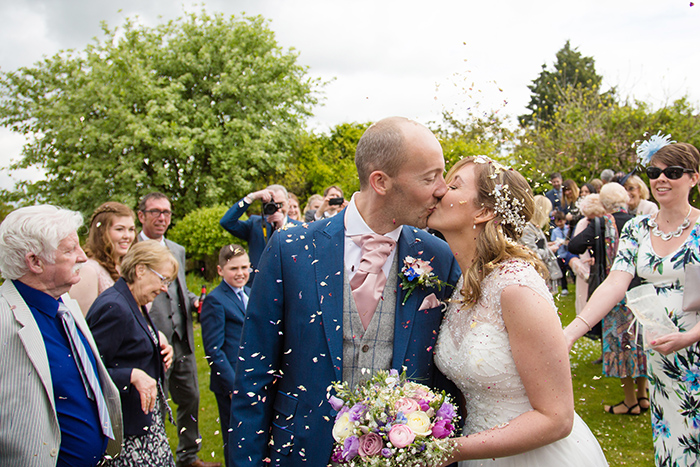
[613,216,700,467]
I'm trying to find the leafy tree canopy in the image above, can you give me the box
[520,40,605,128]
[0,9,322,217]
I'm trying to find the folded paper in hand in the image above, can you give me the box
[626,284,678,350]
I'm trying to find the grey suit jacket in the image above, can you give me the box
[147,237,196,354]
[0,280,123,467]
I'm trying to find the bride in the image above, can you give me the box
[429,156,607,466]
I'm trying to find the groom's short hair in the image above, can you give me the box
[355,117,408,190]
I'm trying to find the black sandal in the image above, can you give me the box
[637,397,650,412]
[605,401,641,415]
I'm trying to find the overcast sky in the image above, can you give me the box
[1,0,698,190]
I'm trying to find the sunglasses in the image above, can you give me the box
[646,166,695,180]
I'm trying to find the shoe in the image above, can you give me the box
[182,459,222,467]
[638,397,650,412]
[561,289,569,296]
[605,401,641,415]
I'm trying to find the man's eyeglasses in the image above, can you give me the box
[148,267,172,287]
[646,166,695,180]
[142,209,172,218]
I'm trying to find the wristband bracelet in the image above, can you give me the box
[575,315,592,331]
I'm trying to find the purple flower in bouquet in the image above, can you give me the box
[436,402,456,420]
[417,399,430,412]
[389,369,399,377]
[342,435,360,461]
[329,395,345,412]
[431,419,455,439]
[381,448,393,458]
[358,432,383,457]
[348,403,368,422]
[331,445,344,463]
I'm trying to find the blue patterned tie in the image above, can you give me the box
[236,289,248,309]
[57,303,114,439]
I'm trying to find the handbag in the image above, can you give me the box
[682,263,700,312]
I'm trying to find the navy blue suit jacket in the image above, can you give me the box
[220,198,302,284]
[86,278,165,437]
[200,281,249,396]
[228,211,461,467]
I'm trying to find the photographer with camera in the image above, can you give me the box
[220,185,301,285]
[305,185,348,222]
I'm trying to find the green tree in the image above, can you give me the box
[280,122,370,204]
[515,88,700,194]
[520,41,604,128]
[0,9,321,217]
[167,204,239,279]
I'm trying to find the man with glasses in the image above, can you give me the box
[137,192,220,467]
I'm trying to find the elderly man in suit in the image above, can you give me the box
[220,184,302,285]
[0,205,123,467]
[228,117,462,467]
[201,244,251,467]
[137,192,219,467]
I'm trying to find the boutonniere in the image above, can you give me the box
[399,256,444,304]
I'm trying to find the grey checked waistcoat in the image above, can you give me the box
[342,254,399,388]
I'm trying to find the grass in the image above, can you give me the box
[165,282,655,466]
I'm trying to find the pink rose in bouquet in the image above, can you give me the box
[388,424,416,448]
[358,433,383,457]
[394,397,420,414]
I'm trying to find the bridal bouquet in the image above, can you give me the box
[328,369,459,466]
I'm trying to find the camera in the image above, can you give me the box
[263,201,282,216]
[329,197,344,206]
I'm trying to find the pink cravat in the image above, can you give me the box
[349,233,397,330]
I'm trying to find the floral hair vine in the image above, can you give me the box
[636,132,675,166]
[490,183,527,236]
[472,155,527,236]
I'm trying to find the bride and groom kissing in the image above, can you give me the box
[228,117,607,466]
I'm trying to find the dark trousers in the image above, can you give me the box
[164,334,201,466]
[557,257,570,291]
[215,392,232,467]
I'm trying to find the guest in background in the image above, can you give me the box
[550,210,573,296]
[0,205,122,467]
[302,194,323,222]
[568,183,647,415]
[287,193,301,221]
[520,195,561,294]
[545,172,564,215]
[137,192,214,467]
[87,240,176,466]
[569,194,605,315]
[564,136,700,464]
[589,178,604,193]
[579,183,597,198]
[71,202,136,314]
[307,185,348,221]
[562,178,581,230]
[220,185,301,284]
[201,244,251,467]
[624,174,658,216]
[600,169,615,184]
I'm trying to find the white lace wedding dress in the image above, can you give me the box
[435,260,607,466]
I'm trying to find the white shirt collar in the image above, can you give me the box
[139,231,166,246]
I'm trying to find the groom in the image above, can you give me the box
[228,117,461,466]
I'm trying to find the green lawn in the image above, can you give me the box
[166,282,655,466]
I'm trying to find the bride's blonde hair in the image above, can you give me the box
[448,157,547,305]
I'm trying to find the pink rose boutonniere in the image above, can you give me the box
[399,256,445,304]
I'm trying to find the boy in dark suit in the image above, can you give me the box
[200,244,250,467]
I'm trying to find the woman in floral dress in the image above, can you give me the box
[565,138,700,466]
